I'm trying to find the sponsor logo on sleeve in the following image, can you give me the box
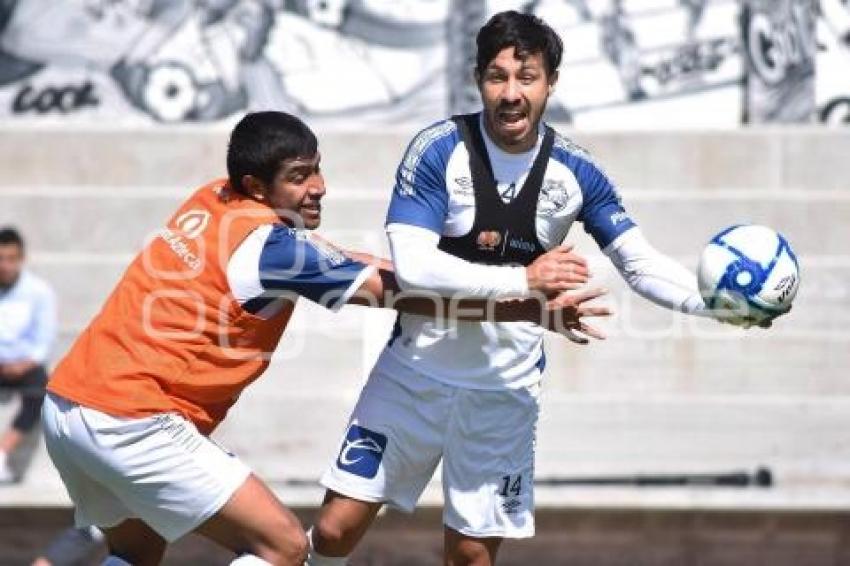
[397,166,416,197]
[304,232,347,266]
[336,424,388,479]
[610,211,630,226]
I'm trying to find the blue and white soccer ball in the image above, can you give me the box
[697,225,800,326]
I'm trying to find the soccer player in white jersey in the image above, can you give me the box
[307,10,783,566]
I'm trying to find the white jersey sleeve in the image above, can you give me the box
[604,228,707,315]
[386,223,528,298]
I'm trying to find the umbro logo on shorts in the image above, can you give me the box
[502,498,523,515]
[336,424,387,479]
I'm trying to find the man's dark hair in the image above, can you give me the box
[0,226,24,250]
[475,10,563,78]
[227,111,318,194]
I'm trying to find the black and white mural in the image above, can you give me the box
[520,0,744,127]
[0,0,447,124]
[818,0,850,124]
[0,0,846,126]
[742,0,816,123]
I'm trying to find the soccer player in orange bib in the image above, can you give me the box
[42,111,607,566]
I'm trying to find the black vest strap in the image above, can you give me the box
[438,113,553,266]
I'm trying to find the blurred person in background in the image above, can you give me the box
[0,226,56,484]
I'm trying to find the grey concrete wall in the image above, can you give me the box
[1,125,848,508]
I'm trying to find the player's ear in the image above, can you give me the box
[548,71,559,94]
[241,175,267,201]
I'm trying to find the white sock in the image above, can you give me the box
[101,557,132,566]
[0,450,8,468]
[230,554,272,565]
[305,527,348,566]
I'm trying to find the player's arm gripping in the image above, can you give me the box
[341,247,611,344]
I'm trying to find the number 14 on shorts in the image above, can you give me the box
[498,473,525,515]
[499,474,523,497]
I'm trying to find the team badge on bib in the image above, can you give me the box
[336,424,387,479]
[476,230,502,252]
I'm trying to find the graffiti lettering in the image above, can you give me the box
[820,97,850,125]
[644,39,736,86]
[744,4,816,86]
[12,82,100,114]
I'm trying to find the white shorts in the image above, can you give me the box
[320,352,541,539]
[42,392,251,542]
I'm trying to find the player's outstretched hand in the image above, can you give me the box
[526,244,590,296]
[544,287,612,344]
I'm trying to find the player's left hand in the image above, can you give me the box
[544,287,612,344]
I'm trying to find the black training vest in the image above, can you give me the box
[438,113,554,267]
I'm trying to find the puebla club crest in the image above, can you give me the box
[539,180,570,216]
[477,230,502,252]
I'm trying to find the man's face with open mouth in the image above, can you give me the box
[477,47,556,154]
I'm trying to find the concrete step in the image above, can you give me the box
[1,127,849,192]
[0,191,184,254]
[1,186,846,257]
